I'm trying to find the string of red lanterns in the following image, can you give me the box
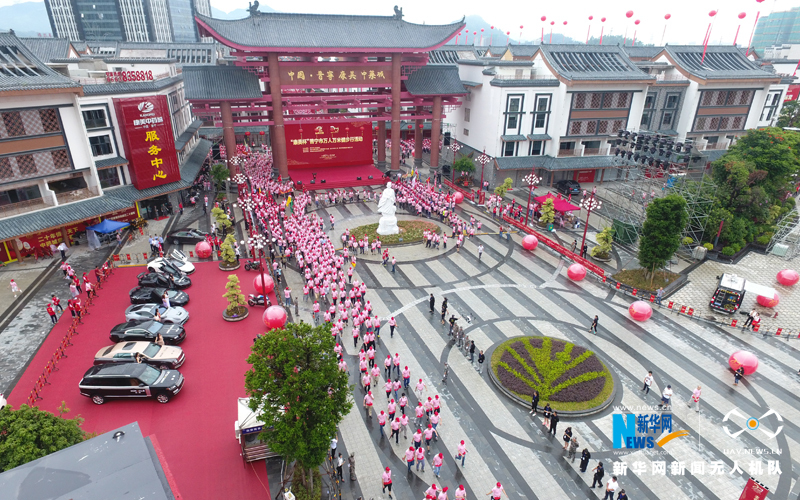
[519,25,524,45]
[489,25,494,45]
[549,21,554,44]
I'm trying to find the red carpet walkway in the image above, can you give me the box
[289,164,386,190]
[8,262,277,499]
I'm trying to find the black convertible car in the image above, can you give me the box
[109,320,186,345]
[129,287,189,306]
[167,228,208,245]
[137,271,191,290]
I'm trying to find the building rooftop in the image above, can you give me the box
[621,45,664,60]
[195,12,464,51]
[405,65,467,95]
[538,44,653,82]
[506,44,540,58]
[0,31,82,95]
[183,65,263,100]
[19,37,80,63]
[494,154,618,171]
[81,75,183,96]
[662,45,779,81]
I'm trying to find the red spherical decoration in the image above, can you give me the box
[634,19,640,25]
[374,126,378,131]
[626,10,634,18]
[665,13,671,20]
[507,31,511,34]
[709,10,717,17]
[549,22,554,26]
[729,351,758,375]
[738,12,747,19]
[473,31,477,35]
[541,16,546,22]
[259,130,265,135]
[407,124,413,129]
[453,191,464,204]
[245,131,251,136]
[253,274,275,295]
[563,21,568,25]
[520,25,524,29]
[589,16,594,20]
[522,234,539,251]
[491,25,495,29]
[756,292,780,308]
[776,269,799,286]
[601,17,607,22]
[262,305,287,330]
[195,241,212,259]
[567,263,587,281]
[628,301,653,322]
[481,28,484,32]
[418,123,424,129]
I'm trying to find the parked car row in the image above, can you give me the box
[79,250,195,405]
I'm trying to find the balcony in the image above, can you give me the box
[704,142,727,150]
[55,188,94,204]
[0,198,48,217]
[557,149,577,157]
[583,148,603,156]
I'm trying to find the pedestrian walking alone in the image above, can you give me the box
[641,371,654,394]
[734,366,744,386]
[382,467,393,498]
[456,440,467,467]
[591,462,605,488]
[589,315,599,334]
[477,350,485,374]
[549,411,560,435]
[529,390,540,415]
[429,293,435,314]
[47,304,57,324]
[487,482,506,500]
[688,385,701,412]
[567,437,579,462]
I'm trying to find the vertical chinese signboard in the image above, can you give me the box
[114,95,180,190]
[284,122,373,169]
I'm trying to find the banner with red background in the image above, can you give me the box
[284,122,373,169]
[114,95,180,190]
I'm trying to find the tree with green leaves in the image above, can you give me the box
[0,403,88,471]
[539,198,555,225]
[210,163,230,191]
[777,100,800,128]
[211,207,233,234]
[245,322,351,491]
[494,177,513,198]
[591,226,614,259]
[220,234,238,267]
[453,156,476,174]
[223,274,247,316]
[638,195,688,279]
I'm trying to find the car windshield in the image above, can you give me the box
[146,322,162,334]
[139,365,162,385]
[143,343,161,357]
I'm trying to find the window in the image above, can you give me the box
[504,95,523,133]
[506,115,518,129]
[508,97,521,113]
[0,184,41,206]
[529,141,544,155]
[503,142,516,157]
[704,136,719,144]
[514,69,523,79]
[665,94,679,109]
[82,109,107,129]
[464,108,470,123]
[463,128,469,136]
[1,111,24,137]
[644,93,656,110]
[39,109,60,133]
[560,141,575,151]
[98,167,121,188]
[533,95,550,129]
[761,91,782,122]
[641,112,652,129]
[661,112,674,127]
[89,135,113,157]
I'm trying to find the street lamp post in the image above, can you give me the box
[240,198,255,239]
[449,141,462,183]
[578,187,602,258]
[248,233,268,305]
[523,172,541,227]
[476,150,492,205]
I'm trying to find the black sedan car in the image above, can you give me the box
[129,287,189,306]
[137,271,191,290]
[79,363,184,405]
[110,320,186,345]
[167,228,208,245]
[555,179,582,196]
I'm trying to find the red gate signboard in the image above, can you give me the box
[114,95,180,190]
[284,122,373,169]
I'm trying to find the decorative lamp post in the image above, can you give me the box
[240,198,255,238]
[449,140,462,181]
[248,233,268,303]
[476,150,492,205]
[523,172,541,226]
[578,187,602,258]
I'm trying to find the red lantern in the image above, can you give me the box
[628,301,653,322]
[245,131,251,136]
[407,124,413,129]
[491,25,494,29]
[563,21,568,25]
[709,10,717,17]
[373,126,378,131]
[522,235,538,251]
[738,12,746,19]
[601,17,607,22]
[253,274,275,295]
[473,31,477,35]
[549,22,554,26]
[664,13,671,20]
[626,10,634,18]
[589,16,594,20]
[540,16,546,22]
[634,19,640,25]
[756,292,780,308]
[481,28,484,32]
[262,305,287,330]
[507,30,511,34]
[520,25,524,29]
[418,123,424,129]
[259,130,265,136]
[195,241,212,259]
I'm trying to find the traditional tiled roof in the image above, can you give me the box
[538,45,653,82]
[490,78,560,87]
[0,32,82,94]
[507,45,539,58]
[196,12,464,51]
[199,125,268,138]
[19,37,78,63]
[494,154,618,171]
[405,66,466,95]
[175,120,203,151]
[527,133,552,141]
[94,156,127,170]
[183,65,262,101]
[0,141,210,240]
[621,46,664,60]
[661,45,778,81]
[501,134,526,141]
[460,60,533,66]
[82,75,183,96]
[429,49,460,65]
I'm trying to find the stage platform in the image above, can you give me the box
[289,164,387,190]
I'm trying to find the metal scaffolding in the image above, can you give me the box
[767,207,800,259]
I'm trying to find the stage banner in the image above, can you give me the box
[113,95,180,190]
[284,122,373,169]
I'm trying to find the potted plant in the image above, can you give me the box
[219,234,240,271]
[223,274,249,321]
[590,226,614,262]
[494,178,513,198]
[538,198,555,228]
[211,207,233,235]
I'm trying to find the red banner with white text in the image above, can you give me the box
[284,122,373,169]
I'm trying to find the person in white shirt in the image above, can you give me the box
[641,371,654,395]
[603,476,619,500]
[658,385,673,409]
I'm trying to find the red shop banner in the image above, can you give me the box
[284,122,373,169]
[784,84,800,102]
[105,205,138,222]
[114,95,180,190]
[739,478,769,500]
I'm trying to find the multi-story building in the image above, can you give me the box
[752,7,800,55]
[0,31,207,263]
[44,0,205,43]
[446,43,789,189]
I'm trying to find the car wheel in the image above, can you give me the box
[156,393,171,404]
[160,364,170,371]
[172,239,180,245]
[92,394,105,405]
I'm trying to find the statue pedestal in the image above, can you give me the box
[377,215,399,235]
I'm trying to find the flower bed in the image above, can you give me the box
[491,336,613,412]
[349,220,441,246]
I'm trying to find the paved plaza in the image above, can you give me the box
[296,196,800,500]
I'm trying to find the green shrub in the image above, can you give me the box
[681,237,693,245]
[756,235,771,245]
[722,246,735,256]
[703,243,714,251]
[540,198,556,225]
[591,227,614,258]
[731,243,742,253]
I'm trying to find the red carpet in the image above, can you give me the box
[8,262,278,499]
[289,164,386,190]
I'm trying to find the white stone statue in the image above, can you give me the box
[376,182,399,235]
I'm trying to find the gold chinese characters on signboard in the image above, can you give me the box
[145,130,167,181]
[280,65,391,86]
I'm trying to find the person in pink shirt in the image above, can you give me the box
[455,485,467,499]
[387,399,397,421]
[399,413,409,439]
[361,373,371,393]
[402,366,411,388]
[415,378,426,400]
[415,402,425,428]
[432,453,444,477]
[389,317,397,337]
[390,417,401,444]
[456,440,467,467]
[393,353,401,377]
[433,394,441,412]
[424,397,434,417]
[415,447,426,472]
[338,358,348,374]
[430,411,440,435]
[383,379,393,399]
[425,484,439,498]
[370,365,380,387]
[399,393,408,415]
[363,391,373,417]
[487,482,506,500]
[377,411,387,437]
[423,424,439,452]
[381,466,393,498]
[438,486,449,500]
[352,327,359,348]
[384,355,392,380]
[405,446,416,472]
[367,346,375,368]
[413,428,423,449]
[359,358,368,374]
